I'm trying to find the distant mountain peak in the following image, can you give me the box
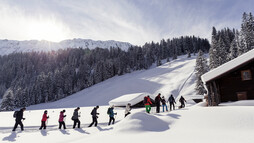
[0,39,133,56]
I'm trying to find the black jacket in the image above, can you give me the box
[91,108,99,117]
[16,110,23,122]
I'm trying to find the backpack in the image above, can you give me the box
[90,110,93,115]
[107,108,110,115]
[143,97,147,104]
[13,111,18,118]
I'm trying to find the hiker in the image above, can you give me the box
[144,95,152,113]
[125,103,131,117]
[88,106,99,127]
[39,110,49,130]
[168,94,176,111]
[161,96,168,112]
[59,110,66,129]
[72,107,80,128]
[155,93,162,113]
[179,96,187,108]
[107,105,117,125]
[12,107,26,131]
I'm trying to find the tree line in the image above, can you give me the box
[195,12,254,95]
[0,36,209,111]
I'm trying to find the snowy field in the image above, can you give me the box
[1,55,254,143]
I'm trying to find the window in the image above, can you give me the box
[241,70,252,81]
[237,92,247,100]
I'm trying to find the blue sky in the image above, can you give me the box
[0,0,253,45]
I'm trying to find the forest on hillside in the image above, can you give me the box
[195,12,254,95]
[0,36,209,110]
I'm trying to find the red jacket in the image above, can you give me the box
[41,113,48,121]
[59,111,64,122]
[145,97,152,105]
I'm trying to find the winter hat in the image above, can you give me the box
[44,110,47,113]
[63,110,66,112]
[77,107,80,110]
[96,105,99,108]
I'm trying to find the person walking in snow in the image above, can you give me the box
[12,107,26,131]
[125,103,131,117]
[144,95,152,113]
[72,107,81,128]
[59,110,66,129]
[39,110,49,130]
[107,105,117,125]
[179,96,187,108]
[161,96,168,112]
[155,93,162,113]
[168,94,176,111]
[88,106,99,127]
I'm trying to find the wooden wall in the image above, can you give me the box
[216,61,254,102]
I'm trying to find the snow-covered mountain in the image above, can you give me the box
[0,38,132,56]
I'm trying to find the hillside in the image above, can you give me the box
[27,55,198,110]
[0,55,253,143]
[0,39,132,56]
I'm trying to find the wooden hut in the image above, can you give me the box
[201,49,254,106]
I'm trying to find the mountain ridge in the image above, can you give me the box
[0,38,133,55]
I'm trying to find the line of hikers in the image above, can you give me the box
[12,103,132,131]
[12,94,186,131]
[143,93,186,113]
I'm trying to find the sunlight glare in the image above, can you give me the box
[27,19,68,42]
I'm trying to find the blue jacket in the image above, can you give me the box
[108,108,114,117]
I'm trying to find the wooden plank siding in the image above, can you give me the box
[207,61,254,105]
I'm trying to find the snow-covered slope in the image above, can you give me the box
[0,38,132,55]
[27,55,198,110]
[1,55,254,143]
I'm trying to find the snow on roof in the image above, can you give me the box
[202,49,254,83]
[109,93,149,106]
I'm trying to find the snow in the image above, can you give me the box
[202,48,254,83]
[26,55,198,110]
[1,55,253,143]
[109,92,149,106]
[0,38,132,56]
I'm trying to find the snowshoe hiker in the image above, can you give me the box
[72,107,80,128]
[125,103,131,117]
[59,110,66,129]
[144,96,152,113]
[179,96,187,108]
[161,96,168,112]
[12,107,26,131]
[108,105,117,125]
[39,110,49,130]
[168,94,176,111]
[88,106,99,127]
[155,93,162,113]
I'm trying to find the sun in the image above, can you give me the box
[27,19,69,42]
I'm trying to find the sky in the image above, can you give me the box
[0,0,253,45]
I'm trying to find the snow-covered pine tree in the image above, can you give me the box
[209,27,219,69]
[195,50,209,95]
[0,88,15,111]
[228,30,239,60]
[217,35,228,66]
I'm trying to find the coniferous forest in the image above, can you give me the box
[0,36,209,110]
[195,12,254,95]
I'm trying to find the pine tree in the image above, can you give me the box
[0,88,15,111]
[228,30,239,60]
[209,27,219,69]
[195,50,209,95]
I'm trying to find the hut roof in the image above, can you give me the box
[202,49,254,83]
[109,92,150,106]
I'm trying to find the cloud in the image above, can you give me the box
[0,0,253,45]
